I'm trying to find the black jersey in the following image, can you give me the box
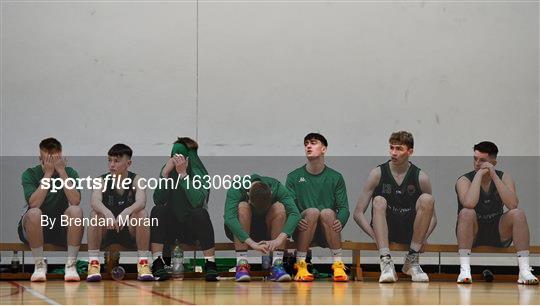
[457,170,505,223]
[101,171,137,216]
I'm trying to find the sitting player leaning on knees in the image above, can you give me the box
[286,133,350,282]
[19,137,83,282]
[150,137,218,281]
[224,174,301,282]
[86,143,154,282]
[455,141,538,285]
[353,131,437,283]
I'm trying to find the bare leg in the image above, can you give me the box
[499,208,529,251]
[64,206,84,247]
[235,202,252,251]
[372,196,389,249]
[410,194,435,246]
[296,208,320,252]
[319,209,341,249]
[266,202,287,248]
[129,209,150,252]
[87,210,104,251]
[22,208,44,249]
[456,209,478,249]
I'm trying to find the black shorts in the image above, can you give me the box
[18,210,67,246]
[292,224,328,248]
[474,214,512,248]
[371,210,416,245]
[101,227,136,248]
[225,213,271,242]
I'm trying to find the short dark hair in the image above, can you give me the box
[474,141,498,157]
[108,143,133,159]
[174,137,199,150]
[389,131,414,149]
[39,137,62,152]
[249,181,272,208]
[304,133,328,147]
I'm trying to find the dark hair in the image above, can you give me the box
[474,141,498,157]
[175,137,199,150]
[389,131,414,149]
[39,137,62,152]
[249,181,272,208]
[304,133,328,147]
[108,143,133,159]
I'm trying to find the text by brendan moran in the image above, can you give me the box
[40,215,158,229]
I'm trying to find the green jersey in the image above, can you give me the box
[21,165,80,214]
[286,165,350,226]
[153,164,210,223]
[223,174,300,243]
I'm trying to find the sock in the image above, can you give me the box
[379,248,390,258]
[31,246,44,263]
[152,251,163,261]
[517,250,530,271]
[459,249,471,271]
[138,250,149,262]
[88,249,100,263]
[273,250,284,265]
[236,250,248,264]
[331,248,343,262]
[409,242,422,254]
[296,251,307,263]
[205,256,215,263]
[67,245,80,262]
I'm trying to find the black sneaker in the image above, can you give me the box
[204,260,219,282]
[152,256,170,281]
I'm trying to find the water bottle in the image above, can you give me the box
[111,266,125,281]
[483,269,494,282]
[262,255,272,270]
[11,251,20,273]
[172,240,184,280]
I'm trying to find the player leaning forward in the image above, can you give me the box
[224,174,301,282]
[86,144,154,282]
[354,131,437,283]
[455,141,538,285]
[19,137,84,282]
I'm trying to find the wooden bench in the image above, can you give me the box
[1,242,539,281]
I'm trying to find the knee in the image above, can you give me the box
[150,206,161,219]
[458,208,476,222]
[238,202,252,217]
[132,209,148,218]
[65,205,83,218]
[24,208,43,224]
[319,209,336,224]
[417,194,435,210]
[508,208,526,221]
[372,196,387,212]
[269,202,286,221]
[303,208,320,222]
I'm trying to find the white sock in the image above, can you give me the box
[459,249,471,271]
[67,245,80,262]
[138,250,149,262]
[31,246,44,263]
[273,250,284,264]
[379,248,390,257]
[205,256,215,263]
[236,251,248,264]
[410,242,422,253]
[88,249,100,263]
[517,250,530,271]
[296,251,307,263]
[152,251,163,261]
[332,248,343,262]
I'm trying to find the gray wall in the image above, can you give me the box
[1,2,539,248]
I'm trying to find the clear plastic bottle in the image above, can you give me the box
[172,239,184,280]
[11,251,20,273]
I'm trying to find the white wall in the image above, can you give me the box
[1,1,538,157]
[1,2,539,247]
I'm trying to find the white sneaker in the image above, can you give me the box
[457,267,472,284]
[518,268,539,285]
[64,259,80,282]
[402,253,429,282]
[31,259,47,282]
[379,255,398,283]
